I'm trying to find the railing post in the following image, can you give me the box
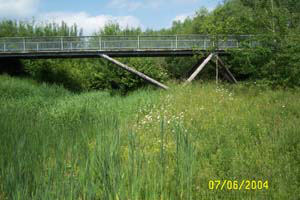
[37,42,39,51]
[23,38,26,52]
[216,55,219,84]
[3,42,6,52]
[61,37,63,51]
[138,35,140,49]
[99,36,102,50]
[176,35,178,49]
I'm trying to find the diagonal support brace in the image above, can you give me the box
[186,53,215,83]
[210,58,232,83]
[99,54,169,90]
[215,55,238,84]
[185,53,238,84]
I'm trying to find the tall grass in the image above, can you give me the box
[0,75,299,199]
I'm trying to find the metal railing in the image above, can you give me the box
[0,35,254,53]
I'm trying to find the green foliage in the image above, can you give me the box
[88,57,169,94]
[1,0,300,91]
[164,54,216,80]
[1,1,300,199]
[268,37,300,87]
[240,0,300,34]
[227,34,300,87]
[23,59,90,91]
[0,75,299,199]
[0,21,169,93]
[0,20,81,37]
[96,23,142,36]
[167,0,300,87]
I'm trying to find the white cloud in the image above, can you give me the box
[174,14,190,23]
[0,0,142,35]
[38,12,142,35]
[173,13,194,23]
[0,0,39,17]
[107,0,199,11]
[108,0,143,11]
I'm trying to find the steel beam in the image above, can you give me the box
[0,50,229,60]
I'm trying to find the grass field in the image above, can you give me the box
[0,75,299,199]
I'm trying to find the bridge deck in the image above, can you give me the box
[0,50,228,59]
[0,35,253,59]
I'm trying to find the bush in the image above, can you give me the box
[21,57,169,94]
[89,57,169,94]
[228,35,300,87]
[23,59,88,92]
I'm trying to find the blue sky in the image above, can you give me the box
[0,0,221,34]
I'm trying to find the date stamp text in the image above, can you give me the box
[208,180,269,191]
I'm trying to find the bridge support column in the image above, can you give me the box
[99,54,169,90]
[216,57,219,84]
[185,53,238,84]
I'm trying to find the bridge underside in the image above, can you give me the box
[0,50,237,90]
[0,35,247,89]
[0,49,228,60]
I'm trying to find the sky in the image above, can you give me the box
[0,0,221,35]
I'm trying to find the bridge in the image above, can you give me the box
[0,35,249,89]
[0,35,254,58]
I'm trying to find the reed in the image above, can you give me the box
[0,75,299,199]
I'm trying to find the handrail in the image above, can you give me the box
[0,35,255,53]
[0,34,255,40]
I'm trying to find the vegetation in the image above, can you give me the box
[0,75,299,199]
[0,0,300,199]
[1,0,300,91]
